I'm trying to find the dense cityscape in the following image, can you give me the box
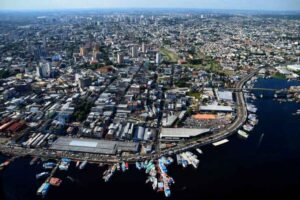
[0,6,300,200]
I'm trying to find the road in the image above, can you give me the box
[0,68,261,164]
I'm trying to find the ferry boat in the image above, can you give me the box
[36,172,49,180]
[176,154,182,165]
[59,158,71,171]
[75,161,80,168]
[30,157,39,166]
[43,162,56,169]
[135,162,142,170]
[121,162,126,172]
[49,177,62,187]
[79,160,88,170]
[37,182,50,197]
[0,160,10,170]
[196,148,203,154]
[238,130,249,139]
[243,124,254,132]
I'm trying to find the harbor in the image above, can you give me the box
[0,78,299,199]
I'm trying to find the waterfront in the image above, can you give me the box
[1,78,300,200]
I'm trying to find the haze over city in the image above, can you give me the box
[1,0,300,11]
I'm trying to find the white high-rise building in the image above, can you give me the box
[117,53,124,64]
[156,52,161,65]
[142,42,146,53]
[131,46,138,58]
[36,62,52,78]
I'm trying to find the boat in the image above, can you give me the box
[164,184,171,197]
[75,161,80,168]
[121,162,126,172]
[246,104,258,113]
[43,162,56,169]
[59,158,71,171]
[181,159,188,168]
[135,162,141,170]
[37,182,50,197]
[79,160,88,170]
[196,148,203,154]
[176,154,182,165]
[67,176,75,182]
[49,177,62,187]
[0,160,10,170]
[152,177,158,190]
[157,182,164,191]
[238,130,249,139]
[30,157,39,166]
[243,124,254,132]
[212,139,229,146]
[36,172,49,180]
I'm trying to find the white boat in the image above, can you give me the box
[196,148,203,154]
[238,130,249,139]
[212,139,229,146]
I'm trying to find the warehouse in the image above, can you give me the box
[50,137,139,154]
[160,128,210,141]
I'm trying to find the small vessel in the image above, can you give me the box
[121,162,126,172]
[243,124,254,132]
[164,184,171,197]
[59,158,71,171]
[260,94,263,98]
[238,130,249,139]
[67,176,75,182]
[135,162,141,170]
[36,172,49,180]
[212,139,229,146]
[79,160,88,170]
[196,148,203,154]
[43,162,56,169]
[75,161,80,168]
[49,177,62,186]
[125,162,129,170]
[37,182,50,197]
[176,154,182,165]
[0,160,10,170]
[117,163,121,171]
[30,157,39,166]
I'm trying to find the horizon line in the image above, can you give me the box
[0,7,300,13]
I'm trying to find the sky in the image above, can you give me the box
[0,0,300,11]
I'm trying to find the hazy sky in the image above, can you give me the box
[1,0,300,11]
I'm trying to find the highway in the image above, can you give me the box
[0,68,261,164]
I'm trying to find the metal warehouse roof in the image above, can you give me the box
[160,128,210,138]
[50,137,139,154]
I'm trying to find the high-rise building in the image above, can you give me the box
[131,46,138,58]
[79,47,87,57]
[142,42,147,53]
[156,52,161,64]
[117,53,124,64]
[36,62,52,78]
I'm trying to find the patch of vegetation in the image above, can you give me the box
[0,70,14,79]
[272,72,286,80]
[159,47,179,63]
[72,101,94,122]
[187,91,202,100]
[175,76,191,88]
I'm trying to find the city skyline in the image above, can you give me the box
[1,0,300,11]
